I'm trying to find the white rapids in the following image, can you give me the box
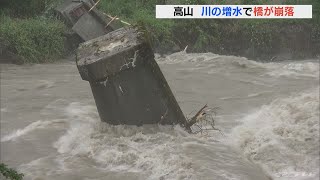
[1,52,319,180]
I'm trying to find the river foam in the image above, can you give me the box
[49,102,196,180]
[2,53,318,180]
[228,87,320,180]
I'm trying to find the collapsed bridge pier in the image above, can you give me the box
[76,27,187,126]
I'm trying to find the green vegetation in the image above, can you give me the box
[0,0,319,63]
[0,15,66,63]
[0,163,24,180]
[0,0,66,64]
[0,0,59,17]
[99,0,320,60]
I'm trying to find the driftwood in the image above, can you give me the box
[185,104,223,135]
[186,104,208,129]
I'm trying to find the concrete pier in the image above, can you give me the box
[55,0,122,41]
[76,27,187,126]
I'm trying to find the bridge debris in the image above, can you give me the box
[56,0,222,132]
[186,105,223,135]
[76,27,187,126]
[54,0,122,41]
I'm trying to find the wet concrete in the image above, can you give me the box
[76,27,187,125]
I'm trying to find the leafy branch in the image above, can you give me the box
[0,163,24,180]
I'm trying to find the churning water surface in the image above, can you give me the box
[1,52,319,180]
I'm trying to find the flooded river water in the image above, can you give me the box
[1,52,319,180]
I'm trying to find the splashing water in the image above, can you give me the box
[1,53,318,180]
[228,87,320,180]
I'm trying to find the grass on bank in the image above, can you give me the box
[99,0,320,59]
[0,15,66,63]
[0,0,319,63]
[0,0,60,18]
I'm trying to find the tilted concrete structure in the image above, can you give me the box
[76,27,187,126]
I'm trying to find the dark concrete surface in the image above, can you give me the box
[76,27,187,126]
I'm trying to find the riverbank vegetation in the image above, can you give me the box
[99,0,320,60]
[0,0,66,63]
[0,15,66,63]
[0,0,319,63]
[0,163,24,180]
